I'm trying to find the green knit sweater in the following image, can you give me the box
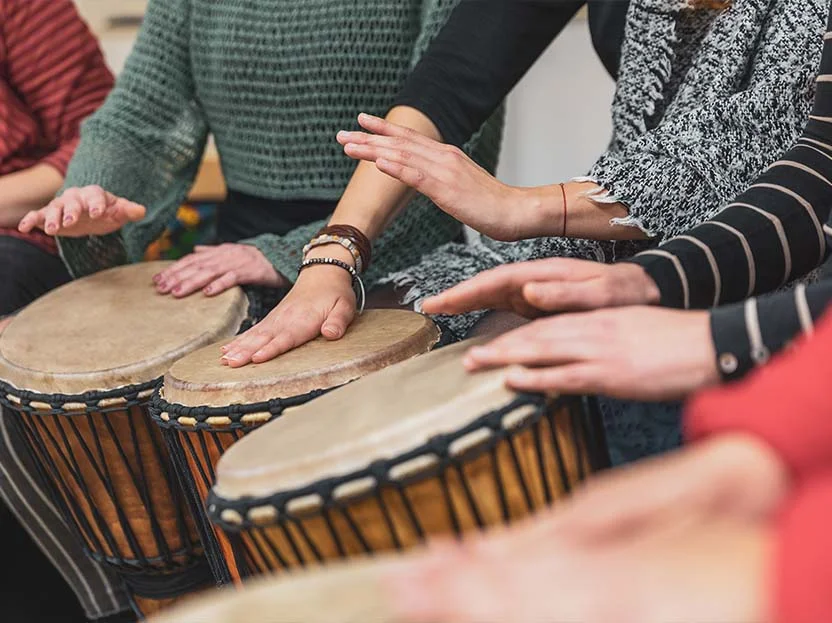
[58,0,502,285]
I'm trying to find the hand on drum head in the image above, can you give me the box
[422,258,661,318]
[384,514,772,623]
[17,186,146,237]
[464,306,719,401]
[220,262,356,367]
[152,244,287,298]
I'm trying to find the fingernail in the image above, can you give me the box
[63,216,74,226]
[337,131,348,140]
[152,274,161,283]
[203,287,213,295]
[173,286,182,295]
[222,352,242,363]
[220,345,229,353]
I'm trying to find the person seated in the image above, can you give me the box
[383,306,832,623]
[0,0,112,317]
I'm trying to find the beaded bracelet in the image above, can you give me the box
[299,257,366,314]
[303,234,363,273]
[317,224,372,271]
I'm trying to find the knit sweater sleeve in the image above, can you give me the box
[586,0,825,242]
[57,0,208,278]
[240,0,504,286]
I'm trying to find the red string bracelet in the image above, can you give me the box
[559,183,568,237]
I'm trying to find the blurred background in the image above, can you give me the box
[71,1,615,256]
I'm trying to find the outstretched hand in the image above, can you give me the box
[18,185,146,237]
[422,258,660,318]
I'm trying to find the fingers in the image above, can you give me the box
[17,208,47,233]
[204,271,239,296]
[356,113,439,148]
[422,260,589,315]
[504,363,607,396]
[322,296,355,340]
[41,198,66,235]
[463,316,597,370]
[79,185,108,218]
[221,327,275,367]
[111,198,146,224]
[523,279,614,312]
[168,266,222,297]
[154,253,206,290]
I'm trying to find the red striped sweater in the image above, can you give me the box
[0,0,113,253]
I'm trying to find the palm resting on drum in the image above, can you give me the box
[380,312,832,623]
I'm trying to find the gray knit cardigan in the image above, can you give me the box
[382,0,829,339]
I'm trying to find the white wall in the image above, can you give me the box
[496,14,615,187]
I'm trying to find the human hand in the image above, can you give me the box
[219,260,356,367]
[465,306,719,401]
[483,434,787,552]
[152,244,287,297]
[385,516,772,623]
[338,114,553,242]
[422,258,660,318]
[0,316,13,335]
[17,186,146,237]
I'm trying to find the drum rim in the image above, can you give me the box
[149,385,332,432]
[207,393,603,531]
[0,377,160,413]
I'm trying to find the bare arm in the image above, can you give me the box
[0,164,64,228]
[332,106,442,239]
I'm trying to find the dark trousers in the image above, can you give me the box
[0,234,98,622]
[0,235,71,316]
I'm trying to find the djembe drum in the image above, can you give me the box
[150,310,440,584]
[149,555,409,623]
[208,338,609,577]
[0,262,249,617]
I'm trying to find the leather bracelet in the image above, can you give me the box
[303,235,364,273]
[559,183,568,237]
[299,257,366,314]
[317,224,372,271]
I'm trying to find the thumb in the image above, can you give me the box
[321,297,356,340]
[112,199,147,224]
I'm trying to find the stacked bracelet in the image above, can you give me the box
[303,234,364,273]
[317,224,372,271]
[299,257,366,314]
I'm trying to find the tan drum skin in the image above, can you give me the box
[155,310,440,582]
[0,262,249,617]
[149,555,403,623]
[210,338,595,575]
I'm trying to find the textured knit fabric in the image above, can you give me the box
[381,0,828,340]
[55,0,503,285]
[625,7,832,381]
[0,0,113,253]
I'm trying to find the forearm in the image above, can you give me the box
[0,164,64,227]
[330,106,441,239]
[517,181,648,242]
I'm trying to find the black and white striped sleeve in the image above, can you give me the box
[623,8,832,380]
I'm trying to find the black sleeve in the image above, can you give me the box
[624,8,832,310]
[709,277,832,381]
[392,0,585,147]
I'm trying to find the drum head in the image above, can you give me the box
[149,555,399,623]
[162,309,440,407]
[0,262,248,394]
[213,338,520,501]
